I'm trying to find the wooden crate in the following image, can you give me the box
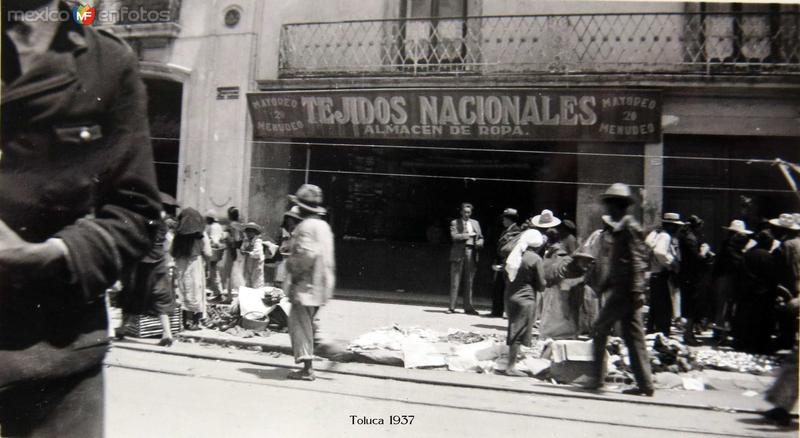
[129,309,183,338]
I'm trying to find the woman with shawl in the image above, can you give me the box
[503,229,547,376]
[171,208,212,330]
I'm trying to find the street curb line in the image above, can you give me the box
[111,342,765,415]
[176,333,294,355]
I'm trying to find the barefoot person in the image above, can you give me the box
[586,183,655,396]
[503,229,546,376]
[285,185,336,381]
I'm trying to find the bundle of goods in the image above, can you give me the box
[647,333,695,373]
[129,309,182,338]
[444,330,487,344]
[693,350,778,375]
[204,304,240,332]
[262,288,286,306]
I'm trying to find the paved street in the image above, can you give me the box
[105,345,795,438]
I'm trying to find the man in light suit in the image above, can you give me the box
[449,203,484,315]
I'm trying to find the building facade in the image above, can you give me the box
[100,0,800,297]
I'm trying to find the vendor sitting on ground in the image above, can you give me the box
[241,222,265,288]
[503,229,547,376]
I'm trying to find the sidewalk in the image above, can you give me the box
[334,288,492,309]
[115,337,778,415]
[172,297,782,410]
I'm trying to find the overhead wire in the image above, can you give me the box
[149,136,781,164]
[249,165,794,193]
[149,136,797,193]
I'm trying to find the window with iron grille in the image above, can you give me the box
[398,0,468,72]
[695,2,799,65]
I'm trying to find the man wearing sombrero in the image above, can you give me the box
[585,183,654,397]
[529,209,562,257]
[768,213,800,350]
[284,184,336,381]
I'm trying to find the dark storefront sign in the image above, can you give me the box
[248,88,662,143]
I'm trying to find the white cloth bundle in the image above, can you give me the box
[504,229,545,282]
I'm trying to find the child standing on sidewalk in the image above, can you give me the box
[242,222,265,288]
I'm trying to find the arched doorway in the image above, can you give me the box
[144,78,183,198]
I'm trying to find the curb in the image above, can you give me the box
[333,292,493,310]
[177,331,775,392]
[112,340,772,415]
[177,332,294,356]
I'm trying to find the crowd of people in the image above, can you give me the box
[1,1,793,433]
[446,183,800,402]
[115,185,337,382]
[448,193,800,357]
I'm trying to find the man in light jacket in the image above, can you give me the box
[449,203,484,315]
[646,212,684,336]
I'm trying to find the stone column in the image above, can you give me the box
[248,141,292,238]
[576,143,644,242]
[643,142,664,231]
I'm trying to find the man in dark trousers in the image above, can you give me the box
[584,183,654,397]
[646,212,684,336]
[490,208,521,317]
[0,1,161,435]
[449,203,484,315]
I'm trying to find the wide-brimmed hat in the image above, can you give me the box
[502,208,519,220]
[662,212,686,226]
[530,209,561,228]
[283,206,304,221]
[769,213,800,231]
[724,219,753,235]
[600,183,635,205]
[243,222,263,234]
[288,184,327,214]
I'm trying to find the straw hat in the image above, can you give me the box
[243,222,263,234]
[768,213,800,231]
[530,209,562,228]
[283,206,304,221]
[600,183,635,205]
[724,220,753,235]
[662,212,686,226]
[288,184,327,214]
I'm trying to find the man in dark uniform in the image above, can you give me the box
[584,183,654,397]
[0,1,161,436]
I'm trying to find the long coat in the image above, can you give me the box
[286,217,336,307]
[0,18,161,385]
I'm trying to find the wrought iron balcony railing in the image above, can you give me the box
[279,13,800,77]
